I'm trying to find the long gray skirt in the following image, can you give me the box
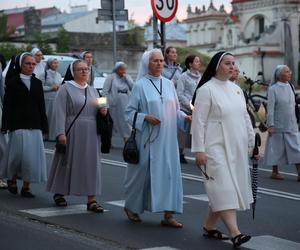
[46,116,102,196]
[110,93,131,138]
[264,132,300,166]
[0,133,8,178]
[5,129,47,182]
[44,92,57,141]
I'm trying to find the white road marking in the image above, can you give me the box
[184,194,209,202]
[106,200,125,207]
[238,235,300,250]
[44,149,300,201]
[20,205,108,217]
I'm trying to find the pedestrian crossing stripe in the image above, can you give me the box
[20,205,108,217]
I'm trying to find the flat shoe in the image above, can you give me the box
[161,217,183,228]
[203,227,229,240]
[87,200,104,213]
[231,234,251,248]
[7,180,18,195]
[21,188,35,198]
[270,173,284,180]
[53,194,67,207]
[124,207,141,222]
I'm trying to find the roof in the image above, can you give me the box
[145,22,187,42]
[17,11,91,30]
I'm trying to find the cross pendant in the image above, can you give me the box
[160,96,163,104]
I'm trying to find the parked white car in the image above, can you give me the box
[43,55,107,90]
[2,55,106,91]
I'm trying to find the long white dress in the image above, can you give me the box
[191,77,255,212]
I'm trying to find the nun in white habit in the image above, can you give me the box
[40,57,62,141]
[102,61,134,141]
[264,65,300,181]
[31,48,46,80]
[123,49,190,228]
[191,51,256,247]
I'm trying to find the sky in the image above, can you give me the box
[0,0,232,24]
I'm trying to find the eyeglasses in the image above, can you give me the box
[75,68,89,72]
[23,62,37,66]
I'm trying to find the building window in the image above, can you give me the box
[258,16,264,34]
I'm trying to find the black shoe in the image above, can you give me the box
[21,188,35,198]
[231,234,251,248]
[180,154,188,164]
[7,180,18,195]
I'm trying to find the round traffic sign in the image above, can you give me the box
[151,0,178,22]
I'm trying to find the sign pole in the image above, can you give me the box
[153,14,158,49]
[160,21,166,55]
[112,0,117,65]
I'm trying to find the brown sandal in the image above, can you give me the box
[124,207,141,222]
[161,216,183,228]
[87,200,104,213]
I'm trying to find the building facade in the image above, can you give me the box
[185,0,300,84]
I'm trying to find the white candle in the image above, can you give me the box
[96,97,107,108]
[190,101,194,112]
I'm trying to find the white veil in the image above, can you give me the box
[270,64,287,85]
[136,48,162,81]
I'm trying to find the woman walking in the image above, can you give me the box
[162,46,182,87]
[191,51,256,247]
[47,59,107,212]
[177,55,201,163]
[41,57,62,141]
[123,49,190,227]
[264,65,300,181]
[1,52,48,197]
[102,62,134,142]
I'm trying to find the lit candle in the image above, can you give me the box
[189,100,195,112]
[96,97,108,108]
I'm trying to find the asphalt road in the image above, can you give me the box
[0,138,299,250]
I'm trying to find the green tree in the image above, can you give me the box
[176,47,210,73]
[56,28,70,53]
[0,43,23,60]
[34,32,53,54]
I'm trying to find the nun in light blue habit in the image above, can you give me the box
[123,49,190,228]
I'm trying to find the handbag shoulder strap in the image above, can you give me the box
[66,87,87,136]
[132,111,138,130]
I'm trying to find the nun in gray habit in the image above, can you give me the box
[102,61,134,141]
[264,65,300,181]
[46,59,108,212]
[40,57,62,141]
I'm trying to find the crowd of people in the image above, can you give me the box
[0,45,299,248]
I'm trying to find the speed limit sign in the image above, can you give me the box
[151,0,178,22]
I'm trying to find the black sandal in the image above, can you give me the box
[203,227,229,240]
[231,234,251,248]
[124,207,141,222]
[53,194,67,207]
[87,200,104,213]
[7,180,18,195]
[21,188,35,198]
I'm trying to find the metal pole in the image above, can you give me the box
[153,15,158,49]
[112,0,117,65]
[160,21,166,55]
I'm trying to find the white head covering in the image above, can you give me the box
[31,47,41,56]
[113,61,127,73]
[80,51,90,59]
[45,57,58,70]
[270,65,287,85]
[18,52,32,67]
[136,48,162,80]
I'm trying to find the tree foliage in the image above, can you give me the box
[56,28,70,53]
[34,32,53,54]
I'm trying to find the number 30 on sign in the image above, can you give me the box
[151,0,178,22]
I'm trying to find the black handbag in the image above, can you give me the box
[96,110,113,153]
[55,88,87,154]
[123,111,139,164]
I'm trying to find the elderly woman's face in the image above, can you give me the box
[216,55,235,80]
[21,56,36,75]
[34,51,43,63]
[49,60,59,71]
[279,67,292,83]
[116,67,126,77]
[148,52,164,76]
[73,61,89,83]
